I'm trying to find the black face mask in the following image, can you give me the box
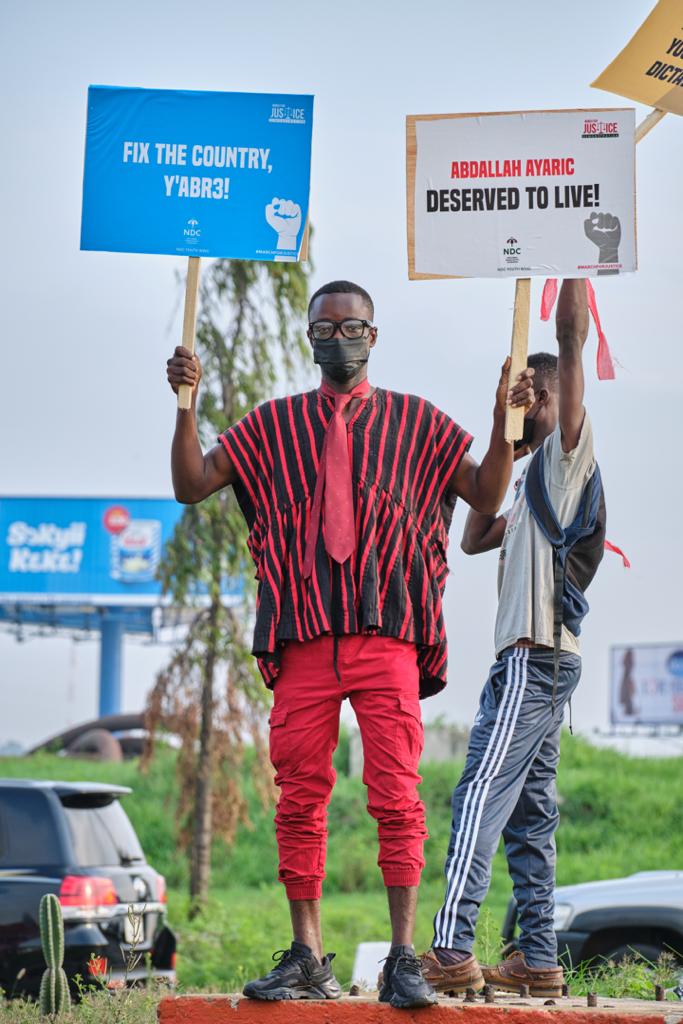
[313,337,370,383]
[514,411,537,452]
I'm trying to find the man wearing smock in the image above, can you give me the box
[167,279,534,1009]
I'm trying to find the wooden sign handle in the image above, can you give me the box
[177,256,202,410]
[635,107,666,144]
[504,278,531,443]
[299,217,310,262]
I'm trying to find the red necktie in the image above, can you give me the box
[303,380,371,577]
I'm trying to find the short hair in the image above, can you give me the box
[528,351,558,394]
[308,280,374,320]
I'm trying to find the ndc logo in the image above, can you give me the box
[503,237,521,263]
[582,119,619,139]
[184,218,201,239]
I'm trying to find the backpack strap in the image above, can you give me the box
[573,464,602,543]
[525,446,601,714]
[525,446,565,712]
[551,550,565,715]
[524,444,565,546]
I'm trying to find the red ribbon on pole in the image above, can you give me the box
[586,280,615,380]
[604,539,630,569]
[540,278,615,380]
[540,277,558,321]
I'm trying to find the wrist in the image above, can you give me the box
[276,233,297,251]
[492,408,511,450]
[598,246,619,265]
[177,396,198,421]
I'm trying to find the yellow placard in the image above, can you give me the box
[592,0,683,116]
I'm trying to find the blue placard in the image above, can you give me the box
[80,85,314,260]
[0,497,239,606]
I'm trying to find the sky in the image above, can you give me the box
[1,0,682,750]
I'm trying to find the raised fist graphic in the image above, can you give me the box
[265,197,302,251]
[584,212,621,276]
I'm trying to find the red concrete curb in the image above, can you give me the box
[158,995,673,1024]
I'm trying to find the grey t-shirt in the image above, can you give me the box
[494,414,595,657]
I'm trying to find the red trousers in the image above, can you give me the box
[269,634,428,901]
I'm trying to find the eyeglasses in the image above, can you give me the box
[308,318,374,341]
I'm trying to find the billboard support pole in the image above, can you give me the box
[99,611,124,717]
[177,257,202,411]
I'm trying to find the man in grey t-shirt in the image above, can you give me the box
[420,280,595,999]
[495,412,595,658]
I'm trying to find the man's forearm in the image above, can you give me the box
[556,279,589,347]
[461,507,506,554]
[172,406,208,503]
[471,409,513,514]
[556,280,589,451]
[450,358,531,513]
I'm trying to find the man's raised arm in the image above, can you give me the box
[461,509,507,555]
[556,279,590,452]
[450,358,534,515]
[167,346,237,503]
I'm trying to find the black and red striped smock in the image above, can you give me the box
[220,386,472,699]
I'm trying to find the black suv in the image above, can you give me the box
[0,779,176,998]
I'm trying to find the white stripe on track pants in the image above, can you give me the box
[432,645,581,967]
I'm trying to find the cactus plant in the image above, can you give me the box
[38,893,71,1016]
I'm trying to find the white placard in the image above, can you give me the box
[409,109,636,279]
[610,643,683,726]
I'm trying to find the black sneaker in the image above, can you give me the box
[379,944,438,1009]
[242,942,342,1001]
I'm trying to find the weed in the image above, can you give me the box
[566,951,681,1000]
[0,989,162,1024]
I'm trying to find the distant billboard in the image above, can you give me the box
[610,643,683,726]
[0,497,207,606]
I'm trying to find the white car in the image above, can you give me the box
[502,871,683,967]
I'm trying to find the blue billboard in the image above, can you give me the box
[80,85,314,260]
[0,497,185,605]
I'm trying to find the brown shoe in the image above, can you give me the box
[418,949,485,995]
[483,951,563,998]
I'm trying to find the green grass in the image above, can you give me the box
[5,734,680,895]
[0,987,163,1024]
[565,952,681,1000]
[1,734,682,995]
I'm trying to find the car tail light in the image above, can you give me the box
[171,952,177,970]
[59,875,118,908]
[156,873,167,903]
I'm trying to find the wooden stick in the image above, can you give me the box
[299,217,310,262]
[505,278,531,443]
[635,107,666,144]
[177,257,201,410]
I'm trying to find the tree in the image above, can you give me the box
[143,256,312,910]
